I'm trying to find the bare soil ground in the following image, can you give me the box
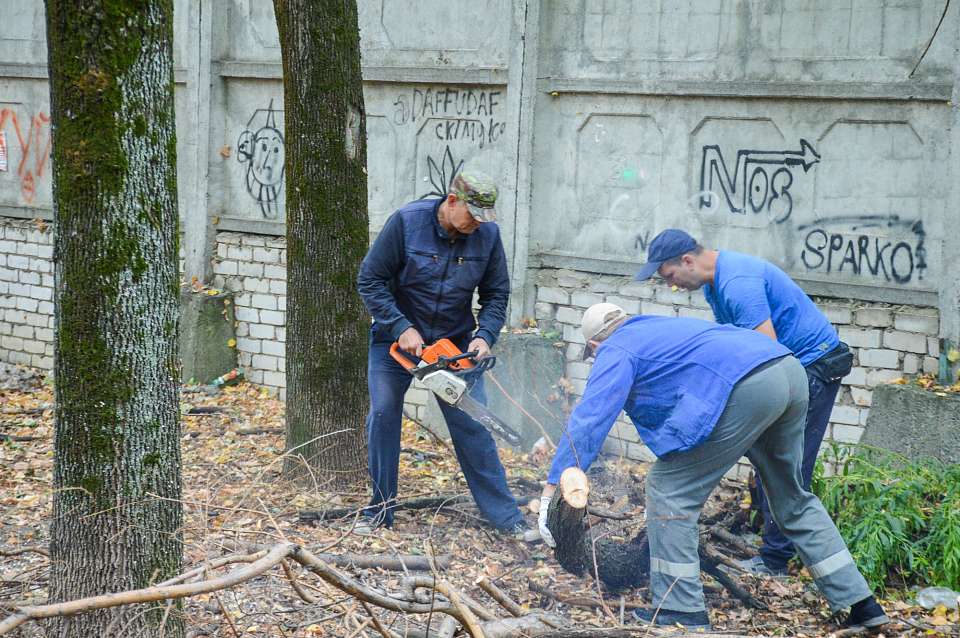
[1,377,955,637]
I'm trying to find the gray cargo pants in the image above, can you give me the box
[645,356,871,612]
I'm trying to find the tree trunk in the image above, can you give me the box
[44,1,183,636]
[546,468,650,591]
[275,0,369,484]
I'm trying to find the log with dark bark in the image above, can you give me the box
[546,468,592,576]
[546,468,650,590]
[299,492,537,523]
[545,468,765,609]
[699,555,767,610]
[299,494,471,522]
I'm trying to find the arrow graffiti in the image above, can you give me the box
[699,138,820,224]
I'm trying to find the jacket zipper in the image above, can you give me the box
[427,239,456,340]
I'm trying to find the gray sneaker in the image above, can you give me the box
[353,517,379,536]
[736,555,789,577]
[508,521,541,544]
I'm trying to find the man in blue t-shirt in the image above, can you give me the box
[635,229,853,576]
[536,303,885,631]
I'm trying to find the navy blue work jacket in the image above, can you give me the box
[357,198,510,347]
[547,316,791,483]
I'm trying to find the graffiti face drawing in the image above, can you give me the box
[249,127,284,187]
[237,99,285,219]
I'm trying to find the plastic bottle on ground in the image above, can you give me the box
[917,586,960,610]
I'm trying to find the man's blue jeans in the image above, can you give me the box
[363,335,523,529]
[753,370,841,569]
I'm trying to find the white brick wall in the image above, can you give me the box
[211,232,430,417]
[0,219,54,369]
[533,267,942,470]
[213,233,288,397]
[0,224,946,458]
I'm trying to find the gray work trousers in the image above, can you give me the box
[645,356,871,612]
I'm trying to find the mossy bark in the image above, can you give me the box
[274,0,369,484]
[44,1,183,636]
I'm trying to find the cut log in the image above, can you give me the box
[546,468,649,591]
[543,468,763,608]
[547,467,592,576]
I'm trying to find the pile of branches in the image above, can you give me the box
[0,542,571,638]
[1,535,767,638]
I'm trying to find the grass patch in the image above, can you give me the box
[812,443,960,593]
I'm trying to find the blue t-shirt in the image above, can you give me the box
[547,316,789,482]
[703,251,838,367]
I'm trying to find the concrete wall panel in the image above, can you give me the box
[224,0,512,69]
[216,80,512,242]
[531,92,947,299]
[226,0,281,63]
[0,3,46,66]
[572,113,663,258]
[359,0,512,69]
[542,0,954,83]
[221,81,286,222]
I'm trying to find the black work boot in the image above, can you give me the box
[633,607,712,630]
[841,596,889,630]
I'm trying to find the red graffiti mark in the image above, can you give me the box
[0,109,51,204]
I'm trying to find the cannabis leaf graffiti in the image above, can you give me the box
[420,145,464,199]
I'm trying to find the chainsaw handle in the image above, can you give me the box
[389,342,419,371]
[441,350,479,366]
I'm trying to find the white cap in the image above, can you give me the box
[580,302,626,360]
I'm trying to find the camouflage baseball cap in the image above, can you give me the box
[450,170,498,222]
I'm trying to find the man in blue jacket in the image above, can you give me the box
[635,229,853,577]
[537,303,887,631]
[357,169,532,539]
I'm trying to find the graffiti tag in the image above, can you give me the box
[393,88,506,149]
[699,138,820,223]
[0,108,51,204]
[799,215,926,284]
[393,88,502,125]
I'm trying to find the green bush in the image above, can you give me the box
[811,444,960,593]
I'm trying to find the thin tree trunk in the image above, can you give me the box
[44,1,183,636]
[275,0,369,484]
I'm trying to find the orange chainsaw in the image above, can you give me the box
[389,339,522,446]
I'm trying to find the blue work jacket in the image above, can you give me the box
[357,198,510,347]
[547,316,791,483]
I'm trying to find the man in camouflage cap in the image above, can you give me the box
[357,168,537,542]
[450,169,498,222]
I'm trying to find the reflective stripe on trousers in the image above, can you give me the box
[645,357,872,612]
